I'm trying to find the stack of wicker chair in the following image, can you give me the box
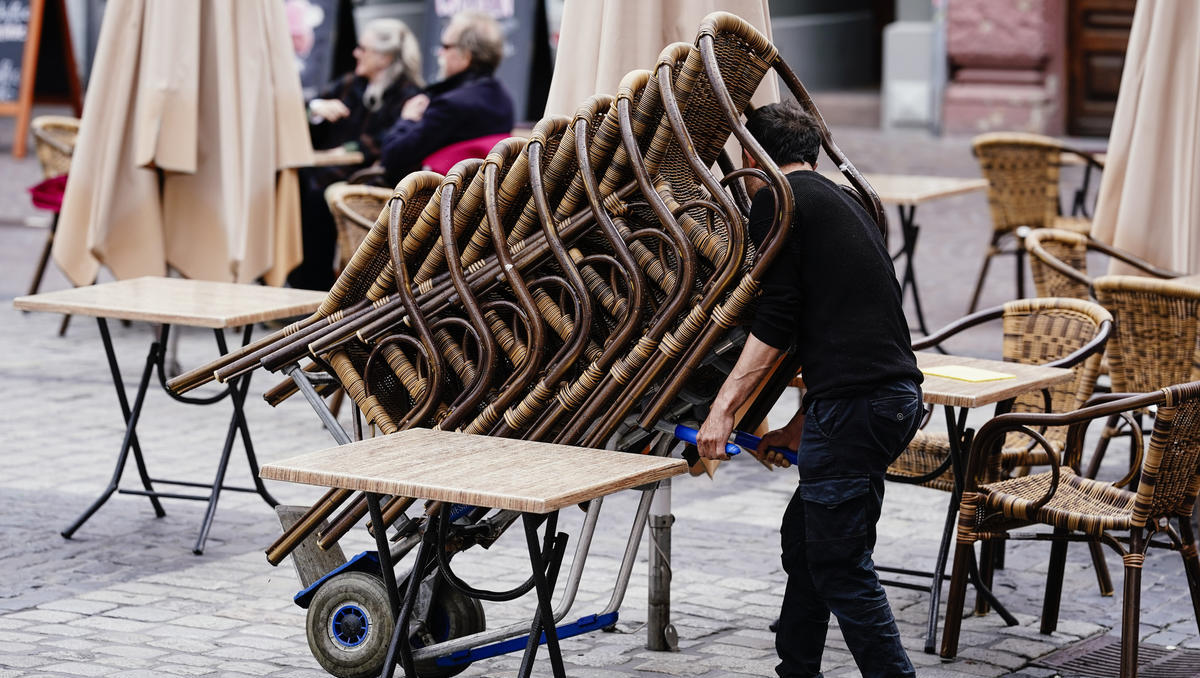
[168,12,884,573]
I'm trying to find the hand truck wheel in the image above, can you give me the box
[306,570,486,678]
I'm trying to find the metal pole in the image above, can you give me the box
[647,478,677,651]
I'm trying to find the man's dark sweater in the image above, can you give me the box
[379,70,514,184]
[748,170,922,406]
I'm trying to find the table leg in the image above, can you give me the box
[944,403,1019,626]
[379,503,436,678]
[894,204,930,336]
[62,319,165,538]
[192,326,276,555]
[518,512,567,678]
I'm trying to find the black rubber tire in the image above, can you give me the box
[306,571,394,678]
[411,582,487,678]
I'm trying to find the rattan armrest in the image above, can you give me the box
[969,389,1164,491]
[911,304,1005,351]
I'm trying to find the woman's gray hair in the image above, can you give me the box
[451,11,504,75]
[361,18,423,110]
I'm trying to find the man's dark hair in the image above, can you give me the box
[745,100,822,167]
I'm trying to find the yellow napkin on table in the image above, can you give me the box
[921,364,1015,383]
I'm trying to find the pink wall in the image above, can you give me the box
[943,0,1067,135]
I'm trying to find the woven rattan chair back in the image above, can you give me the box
[1002,297,1111,463]
[1026,228,1091,300]
[31,116,79,179]
[1094,275,1200,395]
[326,183,392,275]
[1134,387,1200,523]
[973,132,1066,234]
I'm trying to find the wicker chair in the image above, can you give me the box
[967,132,1104,313]
[884,297,1111,651]
[1026,228,1182,301]
[26,116,80,300]
[324,182,392,276]
[940,381,1200,678]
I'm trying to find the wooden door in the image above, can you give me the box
[1068,0,1137,137]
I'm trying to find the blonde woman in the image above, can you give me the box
[291,18,423,290]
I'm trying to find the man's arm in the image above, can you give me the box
[697,333,783,460]
[379,101,458,180]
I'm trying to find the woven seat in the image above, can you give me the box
[967,132,1103,313]
[940,382,1200,678]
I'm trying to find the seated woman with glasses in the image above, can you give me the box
[289,18,423,290]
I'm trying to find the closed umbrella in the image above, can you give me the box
[53,0,314,288]
[544,0,778,118]
[1091,0,1200,273]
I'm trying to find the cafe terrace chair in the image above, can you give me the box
[26,116,81,334]
[1026,228,1183,301]
[885,297,1112,650]
[967,132,1104,313]
[324,182,393,276]
[939,381,1200,678]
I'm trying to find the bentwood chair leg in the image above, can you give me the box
[974,539,997,616]
[1120,549,1143,678]
[26,212,57,297]
[1085,414,1122,479]
[1088,540,1114,596]
[1040,529,1070,635]
[1177,519,1200,632]
[939,541,975,659]
[967,248,996,314]
[1015,243,1026,300]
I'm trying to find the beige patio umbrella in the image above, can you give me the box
[544,0,778,118]
[1091,0,1200,274]
[53,0,314,288]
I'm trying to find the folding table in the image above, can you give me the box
[13,276,326,554]
[822,171,989,335]
[260,427,687,678]
[882,350,1073,653]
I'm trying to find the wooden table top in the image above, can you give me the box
[260,428,688,514]
[821,171,988,206]
[311,148,366,167]
[917,352,1073,409]
[13,277,327,328]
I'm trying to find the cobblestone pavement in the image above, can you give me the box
[1,111,1197,677]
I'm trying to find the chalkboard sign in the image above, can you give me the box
[423,0,548,123]
[0,0,31,103]
[0,0,82,157]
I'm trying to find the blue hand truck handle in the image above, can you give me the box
[671,424,798,465]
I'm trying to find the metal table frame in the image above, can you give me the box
[62,320,277,554]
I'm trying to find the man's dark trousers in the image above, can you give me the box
[775,378,922,678]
